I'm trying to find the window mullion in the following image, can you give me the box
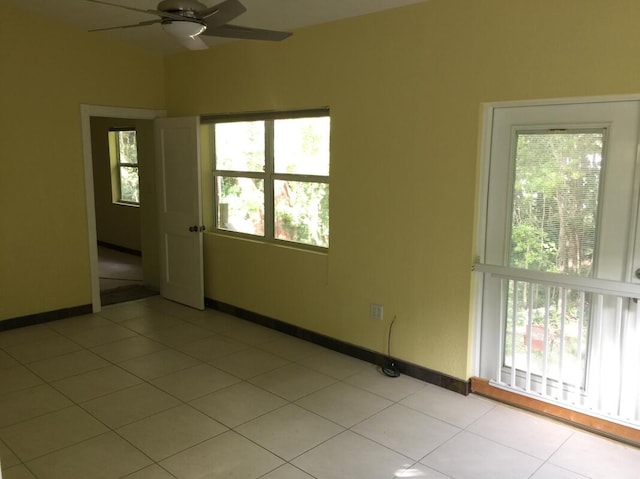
[272,173,329,183]
[213,170,264,179]
[264,120,275,241]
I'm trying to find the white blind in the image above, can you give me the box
[509,130,605,277]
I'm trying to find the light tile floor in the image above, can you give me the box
[1,297,639,479]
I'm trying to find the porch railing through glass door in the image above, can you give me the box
[475,263,640,428]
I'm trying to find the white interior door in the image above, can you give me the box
[155,116,204,310]
[476,99,640,425]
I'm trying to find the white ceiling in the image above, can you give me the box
[6,0,426,55]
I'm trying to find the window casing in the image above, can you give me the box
[209,110,330,249]
[108,128,140,206]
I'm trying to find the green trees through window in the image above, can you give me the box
[504,130,604,384]
[109,129,140,205]
[510,131,604,277]
[212,113,330,249]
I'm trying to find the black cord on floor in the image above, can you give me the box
[382,361,400,378]
[382,316,400,378]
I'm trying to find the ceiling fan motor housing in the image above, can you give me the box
[158,0,207,39]
[158,0,207,17]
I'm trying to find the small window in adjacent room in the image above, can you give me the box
[109,128,140,205]
[210,110,330,249]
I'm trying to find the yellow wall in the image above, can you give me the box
[0,4,165,319]
[165,0,640,380]
[3,0,640,380]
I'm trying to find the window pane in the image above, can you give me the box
[215,121,265,172]
[117,130,138,165]
[119,166,139,203]
[216,176,264,236]
[274,180,329,248]
[274,117,330,175]
[509,131,604,277]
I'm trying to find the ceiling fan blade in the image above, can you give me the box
[198,0,246,25]
[175,35,209,51]
[84,0,186,22]
[202,24,292,41]
[89,19,162,32]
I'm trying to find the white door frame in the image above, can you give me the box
[81,105,166,313]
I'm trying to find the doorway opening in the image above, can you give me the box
[81,105,166,312]
[97,243,156,305]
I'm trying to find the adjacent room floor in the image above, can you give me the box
[98,246,157,306]
[0,297,638,478]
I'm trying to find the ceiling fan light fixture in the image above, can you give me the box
[162,20,206,38]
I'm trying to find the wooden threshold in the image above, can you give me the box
[471,377,640,447]
[97,241,142,257]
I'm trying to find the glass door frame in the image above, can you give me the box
[473,95,640,425]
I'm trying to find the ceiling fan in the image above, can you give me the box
[86,0,292,50]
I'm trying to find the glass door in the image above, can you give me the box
[477,99,640,426]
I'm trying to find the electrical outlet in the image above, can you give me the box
[370,303,384,320]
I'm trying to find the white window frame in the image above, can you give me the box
[207,109,330,251]
[109,128,140,207]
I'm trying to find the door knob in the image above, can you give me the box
[635,268,640,280]
[188,225,198,232]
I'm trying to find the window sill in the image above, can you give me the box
[205,230,328,255]
[112,202,140,208]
